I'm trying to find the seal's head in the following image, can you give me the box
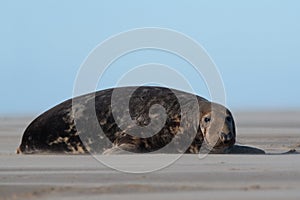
[199,102,236,152]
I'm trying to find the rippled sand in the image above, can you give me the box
[1,111,300,200]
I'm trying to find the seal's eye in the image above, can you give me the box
[204,117,211,123]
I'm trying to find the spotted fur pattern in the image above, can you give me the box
[17,86,264,154]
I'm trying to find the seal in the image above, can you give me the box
[17,86,265,154]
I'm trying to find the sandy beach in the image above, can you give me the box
[1,111,300,200]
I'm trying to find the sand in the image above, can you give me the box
[1,111,300,200]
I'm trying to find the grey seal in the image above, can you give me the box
[17,86,265,155]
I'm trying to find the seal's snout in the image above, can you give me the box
[220,132,233,144]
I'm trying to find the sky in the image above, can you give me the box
[1,0,300,115]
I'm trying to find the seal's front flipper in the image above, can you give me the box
[225,145,265,154]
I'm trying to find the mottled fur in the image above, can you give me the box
[17,86,264,154]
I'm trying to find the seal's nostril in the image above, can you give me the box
[220,132,232,142]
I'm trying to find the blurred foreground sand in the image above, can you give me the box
[0,111,300,200]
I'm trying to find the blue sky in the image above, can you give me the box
[1,0,300,114]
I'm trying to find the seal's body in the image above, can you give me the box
[17,86,264,154]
